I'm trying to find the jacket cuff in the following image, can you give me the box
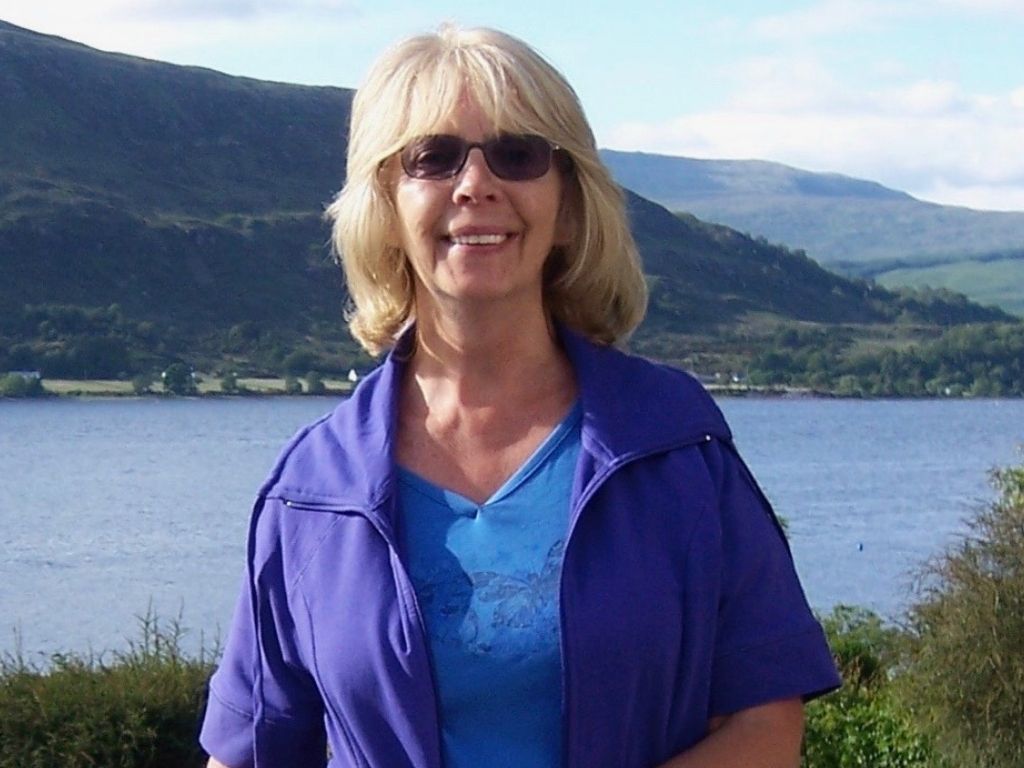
[709,624,842,716]
[200,686,256,768]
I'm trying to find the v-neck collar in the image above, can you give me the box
[397,400,582,513]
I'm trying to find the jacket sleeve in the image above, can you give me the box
[199,498,327,768]
[704,441,841,717]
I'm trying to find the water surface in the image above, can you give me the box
[2,396,1021,660]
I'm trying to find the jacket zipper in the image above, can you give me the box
[558,433,714,768]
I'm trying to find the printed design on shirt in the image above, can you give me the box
[414,539,564,655]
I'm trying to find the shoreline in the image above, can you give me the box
[27,377,357,398]
[5,378,1019,400]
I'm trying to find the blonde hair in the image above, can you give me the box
[326,25,648,355]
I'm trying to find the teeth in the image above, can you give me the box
[450,233,508,245]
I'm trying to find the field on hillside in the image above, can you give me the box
[876,259,1024,317]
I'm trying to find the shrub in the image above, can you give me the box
[900,462,1024,768]
[305,370,326,395]
[804,686,933,768]
[0,614,215,768]
[162,363,197,396]
[282,349,316,376]
[802,605,934,768]
[283,375,303,395]
[132,373,156,395]
[820,604,900,687]
[219,370,239,394]
[0,373,44,398]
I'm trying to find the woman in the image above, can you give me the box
[201,25,840,768]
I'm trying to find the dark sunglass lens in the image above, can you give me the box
[401,136,465,179]
[488,135,551,180]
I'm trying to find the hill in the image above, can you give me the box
[600,150,1024,266]
[0,19,1019,393]
[600,149,1024,319]
[0,19,352,218]
[868,250,1024,317]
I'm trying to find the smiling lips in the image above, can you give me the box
[446,232,512,246]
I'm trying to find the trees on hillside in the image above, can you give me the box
[747,322,1024,396]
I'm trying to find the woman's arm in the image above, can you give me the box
[656,698,804,768]
[206,758,231,768]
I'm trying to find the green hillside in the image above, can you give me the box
[0,19,352,218]
[600,150,1024,269]
[871,254,1024,317]
[1,19,1021,395]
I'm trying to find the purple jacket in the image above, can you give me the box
[200,329,840,768]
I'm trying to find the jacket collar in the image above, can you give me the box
[262,325,730,508]
[557,325,731,464]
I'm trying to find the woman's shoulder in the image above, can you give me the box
[255,362,397,506]
[564,332,733,448]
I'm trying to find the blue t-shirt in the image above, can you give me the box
[397,402,582,768]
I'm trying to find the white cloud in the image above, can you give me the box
[602,79,1024,212]
[119,0,359,22]
[933,0,1024,15]
[744,0,1024,44]
[749,0,899,41]
[1,1,359,48]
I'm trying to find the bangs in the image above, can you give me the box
[387,43,558,153]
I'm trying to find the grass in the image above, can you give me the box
[41,377,355,397]
[0,613,215,768]
[877,258,1024,317]
[44,379,138,396]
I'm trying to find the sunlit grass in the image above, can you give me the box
[0,612,215,768]
[40,377,354,396]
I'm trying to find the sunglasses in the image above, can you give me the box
[399,133,564,181]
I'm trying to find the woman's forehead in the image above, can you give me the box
[401,92,540,141]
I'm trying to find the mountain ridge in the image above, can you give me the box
[0,18,1016,384]
[600,149,1024,266]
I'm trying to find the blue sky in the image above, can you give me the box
[3,0,1023,211]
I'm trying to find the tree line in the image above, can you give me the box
[747,322,1024,397]
[4,302,1024,398]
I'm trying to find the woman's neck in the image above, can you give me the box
[407,299,572,412]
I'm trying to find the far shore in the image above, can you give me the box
[25,378,827,399]
[8,378,1009,401]
[37,377,356,398]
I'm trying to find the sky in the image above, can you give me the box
[3,0,1024,212]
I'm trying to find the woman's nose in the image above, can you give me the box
[452,147,500,202]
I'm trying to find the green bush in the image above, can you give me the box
[0,373,44,398]
[282,349,316,376]
[132,372,156,395]
[0,615,214,768]
[900,462,1024,768]
[219,370,239,394]
[819,604,900,687]
[162,363,197,396]
[305,370,326,395]
[802,605,934,768]
[804,686,934,768]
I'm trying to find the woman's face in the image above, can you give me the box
[389,98,568,317]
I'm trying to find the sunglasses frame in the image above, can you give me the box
[399,133,566,182]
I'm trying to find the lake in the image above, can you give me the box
[2,395,1022,661]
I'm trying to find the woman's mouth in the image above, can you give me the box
[446,233,510,246]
